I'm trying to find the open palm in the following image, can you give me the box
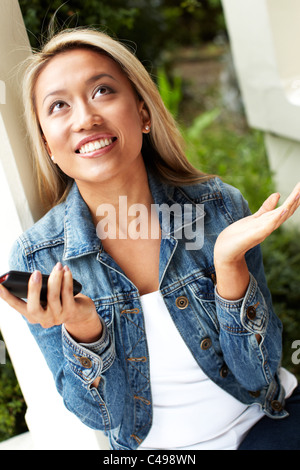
[214,183,300,266]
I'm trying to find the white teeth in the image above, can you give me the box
[78,138,113,154]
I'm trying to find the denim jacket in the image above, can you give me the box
[9,170,287,450]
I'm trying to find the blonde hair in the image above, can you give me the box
[22,27,210,209]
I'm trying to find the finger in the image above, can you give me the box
[61,265,75,308]
[47,262,64,308]
[254,192,281,217]
[0,284,27,316]
[279,183,300,215]
[266,185,300,231]
[27,271,44,315]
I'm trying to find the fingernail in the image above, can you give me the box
[63,265,70,272]
[32,271,41,283]
[295,193,300,201]
[55,262,63,271]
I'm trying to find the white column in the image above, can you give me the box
[0,0,109,450]
[221,0,300,221]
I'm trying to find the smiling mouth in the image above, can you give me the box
[75,137,117,154]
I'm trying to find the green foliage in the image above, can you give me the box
[183,112,275,211]
[157,68,183,119]
[19,0,139,44]
[0,335,27,441]
[185,108,221,139]
[18,0,226,65]
[163,0,225,45]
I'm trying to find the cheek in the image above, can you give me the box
[118,96,144,127]
[42,122,69,155]
[119,106,144,144]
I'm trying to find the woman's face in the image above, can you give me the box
[35,48,149,188]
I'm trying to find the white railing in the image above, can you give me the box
[0,0,108,450]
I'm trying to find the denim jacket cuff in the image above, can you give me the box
[215,272,268,336]
[79,317,109,354]
[62,319,115,385]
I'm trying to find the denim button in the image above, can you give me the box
[248,390,261,398]
[220,365,229,378]
[79,357,92,368]
[271,400,283,412]
[246,306,257,320]
[200,338,212,350]
[175,296,189,309]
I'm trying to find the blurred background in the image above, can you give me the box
[1,0,300,442]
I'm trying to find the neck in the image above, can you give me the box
[75,158,154,226]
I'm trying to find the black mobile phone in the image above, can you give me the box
[0,270,82,302]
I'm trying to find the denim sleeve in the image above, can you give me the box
[214,181,283,391]
[8,238,125,431]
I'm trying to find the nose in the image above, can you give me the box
[72,101,103,132]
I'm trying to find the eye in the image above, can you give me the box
[93,85,113,98]
[49,100,67,114]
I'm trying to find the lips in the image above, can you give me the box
[75,135,117,155]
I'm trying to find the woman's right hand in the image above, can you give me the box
[0,262,103,344]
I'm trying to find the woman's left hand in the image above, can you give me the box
[214,182,300,300]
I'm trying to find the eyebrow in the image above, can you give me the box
[42,73,118,105]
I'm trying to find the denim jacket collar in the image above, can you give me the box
[63,183,101,261]
[148,170,205,237]
[62,169,205,260]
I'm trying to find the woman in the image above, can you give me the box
[0,27,300,450]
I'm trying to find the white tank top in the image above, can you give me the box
[138,290,297,450]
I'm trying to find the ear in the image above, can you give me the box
[139,101,151,133]
[42,135,52,157]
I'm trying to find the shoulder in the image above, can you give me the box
[20,201,66,247]
[9,201,66,271]
[177,177,251,220]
